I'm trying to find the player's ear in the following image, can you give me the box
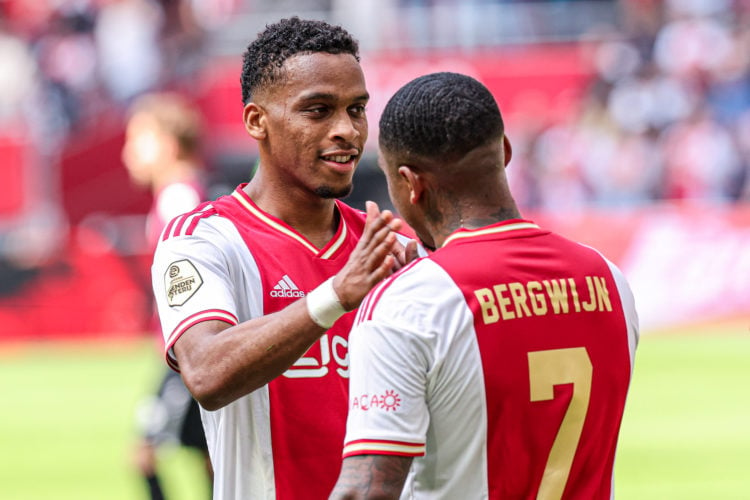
[398,165,423,205]
[243,102,266,140]
[502,134,513,168]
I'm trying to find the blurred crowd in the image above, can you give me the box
[508,0,750,209]
[0,0,238,149]
[1,0,749,212]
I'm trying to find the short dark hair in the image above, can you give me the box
[379,72,504,161]
[240,16,360,104]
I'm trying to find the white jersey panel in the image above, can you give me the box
[604,259,639,370]
[584,244,640,370]
[346,258,490,499]
[151,213,274,500]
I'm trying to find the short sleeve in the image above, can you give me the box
[342,265,439,458]
[151,222,242,370]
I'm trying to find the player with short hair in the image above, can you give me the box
[330,72,639,499]
[151,17,418,500]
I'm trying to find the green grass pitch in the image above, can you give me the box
[0,320,748,499]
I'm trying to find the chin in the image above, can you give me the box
[315,184,353,199]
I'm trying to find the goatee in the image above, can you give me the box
[315,184,353,199]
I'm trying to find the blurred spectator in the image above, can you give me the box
[157,0,207,81]
[95,0,164,103]
[512,0,750,207]
[660,105,743,201]
[33,4,99,134]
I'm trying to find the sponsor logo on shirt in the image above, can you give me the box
[270,274,306,298]
[283,334,349,379]
[351,389,401,412]
[165,259,203,307]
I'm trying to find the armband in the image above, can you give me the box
[306,277,347,329]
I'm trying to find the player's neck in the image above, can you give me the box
[242,180,339,249]
[432,200,521,248]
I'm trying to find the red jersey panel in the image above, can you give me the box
[430,222,633,499]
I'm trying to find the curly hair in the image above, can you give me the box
[240,17,360,104]
[379,72,504,161]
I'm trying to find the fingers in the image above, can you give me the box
[332,202,407,309]
[365,201,396,229]
[366,229,398,270]
[365,200,380,224]
[359,202,401,252]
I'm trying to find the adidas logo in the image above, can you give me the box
[270,274,306,298]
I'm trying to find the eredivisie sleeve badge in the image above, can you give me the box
[164,259,203,307]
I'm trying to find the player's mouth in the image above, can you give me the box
[320,151,359,173]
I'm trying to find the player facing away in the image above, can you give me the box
[150,17,419,500]
[329,72,639,500]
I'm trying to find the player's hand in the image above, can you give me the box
[333,201,401,310]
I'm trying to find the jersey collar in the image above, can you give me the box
[230,186,348,258]
[442,220,540,247]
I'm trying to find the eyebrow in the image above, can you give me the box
[298,92,370,103]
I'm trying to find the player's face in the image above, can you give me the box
[256,52,369,199]
[122,113,168,187]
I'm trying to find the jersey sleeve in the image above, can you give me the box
[342,261,438,458]
[603,257,639,369]
[151,220,242,371]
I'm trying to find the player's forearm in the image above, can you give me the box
[329,455,412,500]
[177,203,404,410]
[176,300,329,410]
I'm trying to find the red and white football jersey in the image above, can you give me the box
[344,220,639,499]
[152,184,415,500]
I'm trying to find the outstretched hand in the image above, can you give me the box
[333,201,404,310]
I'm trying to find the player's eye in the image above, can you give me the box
[349,104,366,116]
[304,106,329,117]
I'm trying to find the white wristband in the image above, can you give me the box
[306,277,347,329]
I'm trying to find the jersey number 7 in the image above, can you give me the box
[528,347,593,500]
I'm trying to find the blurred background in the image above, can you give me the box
[0,0,748,499]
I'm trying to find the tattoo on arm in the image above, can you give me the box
[330,454,413,500]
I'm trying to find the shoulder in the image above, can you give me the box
[159,201,221,242]
[353,259,475,365]
[155,200,249,264]
[360,258,466,328]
